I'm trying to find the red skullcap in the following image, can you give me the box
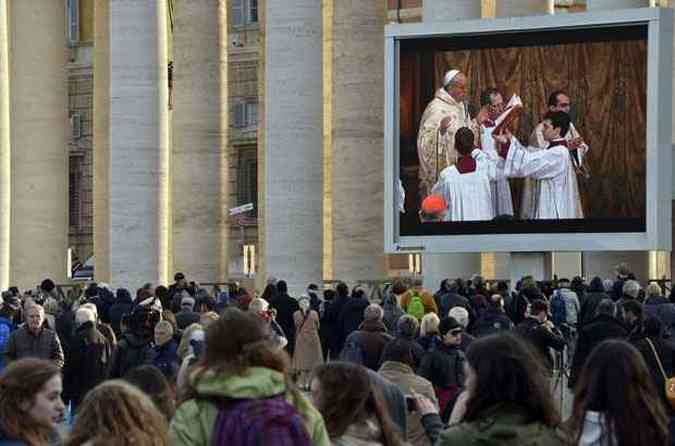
[421,195,448,214]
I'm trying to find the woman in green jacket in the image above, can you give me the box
[418,332,565,446]
[169,308,330,446]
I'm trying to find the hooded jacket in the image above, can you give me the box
[436,403,564,446]
[169,366,330,446]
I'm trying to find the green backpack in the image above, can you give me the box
[407,292,426,321]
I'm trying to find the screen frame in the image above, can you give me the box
[384,7,673,254]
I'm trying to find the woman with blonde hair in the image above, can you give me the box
[65,380,169,446]
[417,313,440,352]
[0,358,65,445]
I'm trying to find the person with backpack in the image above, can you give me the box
[470,294,513,338]
[401,279,438,321]
[108,303,158,379]
[169,308,330,445]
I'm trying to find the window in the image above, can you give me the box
[233,101,258,128]
[67,0,80,47]
[237,151,257,209]
[71,113,81,140]
[232,0,258,26]
[69,156,82,228]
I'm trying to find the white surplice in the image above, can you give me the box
[520,122,587,219]
[503,138,580,220]
[480,124,514,217]
[430,149,495,222]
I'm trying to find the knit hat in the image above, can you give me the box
[439,316,463,336]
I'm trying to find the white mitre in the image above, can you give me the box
[442,69,460,87]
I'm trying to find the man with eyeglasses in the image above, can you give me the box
[521,90,589,220]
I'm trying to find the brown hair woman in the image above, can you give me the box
[0,358,65,445]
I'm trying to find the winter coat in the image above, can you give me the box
[320,297,343,358]
[380,335,425,371]
[63,321,113,406]
[175,311,201,331]
[291,310,323,373]
[339,297,370,342]
[471,309,513,337]
[401,289,439,316]
[578,291,608,326]
[570,314,628,387]
[108,331,155,378]
[379,361,438,446]
[154,339,180,379]
[270,293,300,356]
[0,317,13,372]
[436,403,564,446]
[434,291,473,321]
[108,294,134,339]
[169,366,330,446]
[516,318,565,371]
[631,333,675,415]
[382,293,405,334]
[3,326,64,368]
[417,334,437,352]
[558,288,581,326]
[342,319,393,371]
[418,341,465,391]
[644,301,675,338]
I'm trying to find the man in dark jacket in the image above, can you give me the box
[109,305,157,378]
[270,280,300,356]
[570,299,628,387]
[339,286,370,343]
[418,316,466,423]
[63,307,113,411]
[321,283,349,357]
[471,294,513,337]
[3,303,64,368]
[434,280,475,322]
[341,304,393,370]
[108,288,134,339]
[175,296,200,330]
[516,299,565,372]
[578,276,608,326]
[379,315,425,370]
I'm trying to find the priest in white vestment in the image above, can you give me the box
[521,91,588,219]
[479,88,514,217]
[416,70,486,199]
[494,111,581,220]
[430,127,495,222]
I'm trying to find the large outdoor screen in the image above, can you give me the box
[384,8,672,253]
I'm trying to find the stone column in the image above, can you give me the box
[171,0,228,283]
[95,0,170,289]
[10,0,68,289]
[264,0,323,294]
[0,0,8,290]
[329,0,387,283]
[420,0,483,291]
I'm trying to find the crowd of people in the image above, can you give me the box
[0,264,673,445]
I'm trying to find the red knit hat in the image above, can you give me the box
[421,195,448,214]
